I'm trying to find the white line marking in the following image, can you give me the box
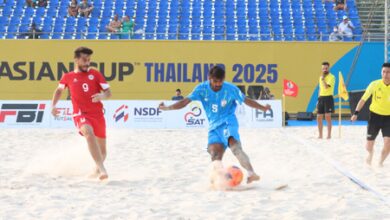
[289,134,390,206]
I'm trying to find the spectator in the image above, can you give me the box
[36,0,47,7]
[172,89,184,101]
[26,0,35,7]
[333,0,347,11]
[26,0,47,7]
[106,14,122,33]
[27,23,42,39]
[68,0,79,17]
[259,87,275,100]
[120,16,135,39]
[78,0,93,17]
[338,16,354,39]
[329,26,343,41]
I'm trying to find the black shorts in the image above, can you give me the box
[367,112,390,141]
[317,96,334,114]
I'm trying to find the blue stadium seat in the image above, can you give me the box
[98,34,108,39]
[226,34,235,40]
[52,33,62,39]
[308,34,318,41]
[321,35,329,41]
[343,37,353,42]
[86,33,97,39]
[0,0,364,42]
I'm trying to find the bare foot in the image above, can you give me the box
[87,167,100,179]
[327,136,331,139]
[99,172,108,180]
[318,135,323,139]
[247,173,260,184]
[98,166,108,180]
[378,162,384,168]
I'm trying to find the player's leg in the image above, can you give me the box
[97,137,107,161]
[379,124,390,167]
[80,124,108,180]
[366,140,375,165]
[228,137,260,184]
[317,114,324,139]
[317,98,325,139]
[324,96,334,139]
[93,115,108,178]
[89,137,107,178]
[325,113,332,139]
[207,128,228,188]
[379,137,390,167]
[366,119,379,166]
[207,143,225,161]
[207,143,226,188]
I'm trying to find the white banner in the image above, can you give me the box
[0,101,50,128]
[0,100,282,129]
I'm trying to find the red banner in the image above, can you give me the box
[283,79,299,97]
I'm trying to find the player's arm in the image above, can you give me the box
[244,97,271,111]
[92,72,112,102]
[351,99,366,121]
[92,88,112,103]
[321,78,330,89]
[320,76,332,89]
[51,87,64,117]
[351,82,373,121]
[159,98,192,111]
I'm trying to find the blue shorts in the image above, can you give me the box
[208,123,240,149]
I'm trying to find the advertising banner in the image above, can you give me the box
[0,40,359,112]
[0,100,282,128]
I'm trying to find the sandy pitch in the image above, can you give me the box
[0,127,389,219]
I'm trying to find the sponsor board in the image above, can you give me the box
[0,101,49,127]
[0,100,282,129]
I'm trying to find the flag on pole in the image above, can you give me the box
[283,79,299,97]
[338,72,349,101]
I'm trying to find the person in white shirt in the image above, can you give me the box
[338,16,354,39]
[329,26,343,42]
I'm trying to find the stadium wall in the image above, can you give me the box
[0,40,383,112]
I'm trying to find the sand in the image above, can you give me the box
[0,126,389,219]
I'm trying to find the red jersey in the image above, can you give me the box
[58,68,110,116]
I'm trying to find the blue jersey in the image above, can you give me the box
[187,81,246,131]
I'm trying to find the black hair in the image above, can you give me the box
[74,47,93,58]
[382,63,390,68]
[209,66,225,80]
[322,62,330,66]
[176,89,181,92]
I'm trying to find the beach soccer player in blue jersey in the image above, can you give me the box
[159,66,271,184]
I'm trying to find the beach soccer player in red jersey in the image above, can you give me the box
[50,47,112,180]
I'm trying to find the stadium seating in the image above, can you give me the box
[0,0,362,41]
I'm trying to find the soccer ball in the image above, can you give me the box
[225,166,243,187]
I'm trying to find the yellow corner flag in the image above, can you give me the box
[338,71,349,101]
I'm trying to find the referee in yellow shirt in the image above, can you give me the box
[351,63,390,167]
[317,62,336,139]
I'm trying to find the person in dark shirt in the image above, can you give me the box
[259,87,275,100]
[21,23,42,39]
[26,0,47,7]
[36,0,47,7]
[172,89,184,101]
[78,0,93,17]
[332,0,347,11]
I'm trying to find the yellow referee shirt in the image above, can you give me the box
[319,73,335,96]
[361,79,390,116]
